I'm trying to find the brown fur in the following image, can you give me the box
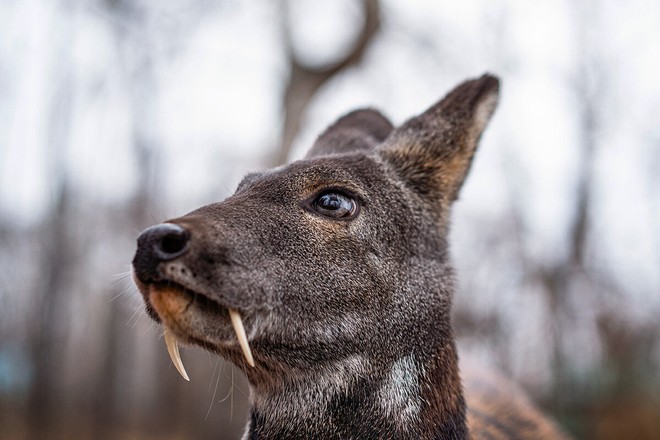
[463,363,568,439]
[132,74,571,439]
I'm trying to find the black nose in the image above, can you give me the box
[132,223,190,282]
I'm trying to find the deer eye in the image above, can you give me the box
[311,191,357,219]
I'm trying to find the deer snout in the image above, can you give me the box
[133,223,190,283]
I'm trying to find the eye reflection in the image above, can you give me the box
[312,192,356,219]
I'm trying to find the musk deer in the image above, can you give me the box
[132,74,570,439]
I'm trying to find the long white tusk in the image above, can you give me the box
[164,329,190,381]
[228,308,255,367]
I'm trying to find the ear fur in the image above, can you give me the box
[380,74,500,203]
[306,109,394,159]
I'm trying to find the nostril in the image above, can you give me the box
[133,223,190,283]
[136,222,190,262]
[151,224,189,260]
[160,230,188,255]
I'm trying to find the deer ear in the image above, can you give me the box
[380,74,500,203]
[306,109,394,159]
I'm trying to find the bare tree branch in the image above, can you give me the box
[275,0,381,166]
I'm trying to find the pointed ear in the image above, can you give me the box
[306,109,394,159]
[380,74,499,203]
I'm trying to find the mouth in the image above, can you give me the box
[136,277,256,380]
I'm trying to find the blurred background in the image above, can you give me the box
[1,0,659,438]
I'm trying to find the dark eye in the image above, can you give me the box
[312,192,357,219]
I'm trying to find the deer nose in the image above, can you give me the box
[133,223,190,282]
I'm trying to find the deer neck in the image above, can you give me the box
[244,337,468,439]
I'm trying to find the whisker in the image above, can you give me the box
[110,284,138,302]
[223,362,248,398]
[126,306,143,326]
[110,270,132,280]
[205,360,222,420]
[230,364,234,421]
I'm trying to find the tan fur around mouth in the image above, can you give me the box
[149,285,255,379]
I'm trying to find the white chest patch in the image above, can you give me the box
[380,355,422,424]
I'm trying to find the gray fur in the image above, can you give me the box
[132,74,569,439]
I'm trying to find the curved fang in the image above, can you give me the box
[229,309,255,367]
[164,329,190,381]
